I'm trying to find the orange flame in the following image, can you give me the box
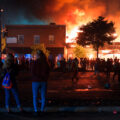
[64,8,119,43]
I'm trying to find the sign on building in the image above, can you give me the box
[6,37,17,43]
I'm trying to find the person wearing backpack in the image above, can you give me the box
[31,50,50,113]
[2,53,22,112]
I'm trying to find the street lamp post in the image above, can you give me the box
[0,10,1,57]
[0,9,3,57]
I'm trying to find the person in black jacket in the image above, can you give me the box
[2,53,22,112]
[31,50,50,113]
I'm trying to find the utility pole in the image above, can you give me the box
[0,9,3,57]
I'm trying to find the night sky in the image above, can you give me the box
[0,0,120,24]
[0,0,120,38]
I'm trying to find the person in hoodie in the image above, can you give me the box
[31,50,50,113]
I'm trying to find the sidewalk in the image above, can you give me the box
[0,71,120,113]
[0,106,120,113]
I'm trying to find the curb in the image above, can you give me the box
[45,106,120,112]
[0,106,120,112]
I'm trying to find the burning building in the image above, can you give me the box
[1,0,120,59]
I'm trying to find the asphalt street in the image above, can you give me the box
[0,112,120,120]
[0,71,120,114]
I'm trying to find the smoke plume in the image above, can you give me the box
[0,0,120,41]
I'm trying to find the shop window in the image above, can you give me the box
[49,35,55,44]
[34,35,40,44]
[18,35,24,44]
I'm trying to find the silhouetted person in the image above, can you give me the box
[31,50,50,113]
[0,58,3,78]
[2,53,22,112]
[106,58,112,81]
[72,58,79,84]
[60,57,66,72]
[113,59,119,81]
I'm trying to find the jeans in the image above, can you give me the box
[4,88,21,109]
[32,81,47,112]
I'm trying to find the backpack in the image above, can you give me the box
[2,72,12,89]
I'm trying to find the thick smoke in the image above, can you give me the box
[0,0,120,24]
[0,0,120,37]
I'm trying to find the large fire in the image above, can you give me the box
[63,7,120,59]
[65,9,88,43]
[66,26,80,43]
[64,8,119,43]
[2,0,120,44]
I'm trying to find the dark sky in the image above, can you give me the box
[0,0,120,28]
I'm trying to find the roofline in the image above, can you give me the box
[6,24,66,27]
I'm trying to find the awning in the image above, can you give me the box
[6,47,32,54]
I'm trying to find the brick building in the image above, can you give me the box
[5,23,66,59]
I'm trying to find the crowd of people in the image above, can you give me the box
[0,52,120,113]
[55,57,120,84]
[0,50,50,113]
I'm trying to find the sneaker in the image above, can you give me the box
[18,107,23,112]
[6,107,10,113]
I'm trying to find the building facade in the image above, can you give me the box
[5,23,66,59]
